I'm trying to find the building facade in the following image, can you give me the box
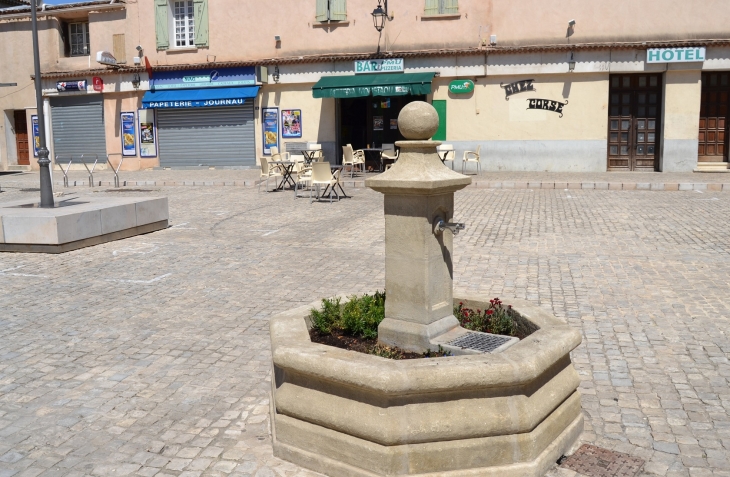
[1,0,729,173]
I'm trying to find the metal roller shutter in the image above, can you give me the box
[157,103,255,167]
[50,95,107,161]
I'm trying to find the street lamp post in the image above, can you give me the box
[30,0,54,208]
[371,0,389,53]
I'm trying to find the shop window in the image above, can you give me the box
[316,0,347,22]
[155,0,208,50]
[67,22,90,57]
[424,0,458,15]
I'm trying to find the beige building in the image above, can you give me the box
[1,0,729,173]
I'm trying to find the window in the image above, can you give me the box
[424,0,458,15]
[69,22,89,56]
[315,0,347,22]
[155,0,208,50]
[173,0,195,47]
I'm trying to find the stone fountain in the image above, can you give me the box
[269,102,583,476]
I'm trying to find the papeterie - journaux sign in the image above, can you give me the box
[647,48,706,64]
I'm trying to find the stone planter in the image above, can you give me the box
[270,295,583,477]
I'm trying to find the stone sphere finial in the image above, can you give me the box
[398,101,439,140]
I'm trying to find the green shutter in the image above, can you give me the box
[154,0,169,50]
[424,0,439,15]
[194,0,209,47]
[443,0,458,14]
[329,0,347,21]
[432,100,446,140]
[315,0,328,21]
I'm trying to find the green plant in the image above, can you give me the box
[454,298,516,337]
[310,291,386,339]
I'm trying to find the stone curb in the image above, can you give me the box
[51,180,730,191]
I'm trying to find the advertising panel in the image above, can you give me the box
[281,109,302,138]
[56,80,87,92]
[138,109,158,158]
[121,112,137,156]
[31,115,39,157]
[152,67,256,90]
[262,107,279,155]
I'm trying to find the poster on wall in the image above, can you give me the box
[390,119,398,130]
[138,109,158,158]
[262,107,279,155]
[120,112,136,156]
[31,115,39,157]
[373,116,384,131]
[281,109,302,138]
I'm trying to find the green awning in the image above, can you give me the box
[312,73,435,98]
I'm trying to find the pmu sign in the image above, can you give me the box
[647,47,706,64]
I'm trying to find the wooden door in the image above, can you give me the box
[698,72,729,162]
[607,74,662,171]
[14,110,30,166]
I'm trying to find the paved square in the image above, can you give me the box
[0,183,729,477]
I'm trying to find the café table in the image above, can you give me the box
[361,148,384,172]
[269,160,297,191]
[302,149,322,164]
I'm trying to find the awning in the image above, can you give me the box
[142,86,259,109]
[312,73,435,98]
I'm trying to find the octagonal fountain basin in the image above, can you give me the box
[269,294,583,477]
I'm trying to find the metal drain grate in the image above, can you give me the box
[446,332,511,353]
[560,444,645,477]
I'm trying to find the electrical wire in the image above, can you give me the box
[0,81,34,100]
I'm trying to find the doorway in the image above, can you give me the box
[337,95,426,163]
[13,110,29,166]
[698,72,729,162]
[607,74,662,171]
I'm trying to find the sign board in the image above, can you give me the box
[120,112,136,157]
[448,79,475,95]
[262,107,279,155]
[138,109,158,158]
[281,109,302,138]
[647,47,706,64]
[354,58,404,74]
[57,80,87,92]
[31,115,39,157]
[96,50,117,67]
[152,67,255,90]
[92,76,103,92]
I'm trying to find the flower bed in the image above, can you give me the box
[308,292,527,359]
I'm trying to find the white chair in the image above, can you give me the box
[258,156,281,192]
[352,149,366,176]
[342,145,356,177]
[381,145,399,171]
[461,145,481,174]
[437,144,455,170]
[294,162,312,199]
[310,162,341,203]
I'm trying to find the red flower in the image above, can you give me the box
[486,309,494,316]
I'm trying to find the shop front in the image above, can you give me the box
[49,80,107,161]
[312,70,435,164]
[142,67,259,168]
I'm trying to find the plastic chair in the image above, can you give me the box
[310,162,340,203]
[352,149,366,176]
[381,146,399,171]
[342,145,355,177]
[461,145,481,174]
[259,156,282,192]
[437,144,455,170]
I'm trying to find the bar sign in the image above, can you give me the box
[647,47,706,64]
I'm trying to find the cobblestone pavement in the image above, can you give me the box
[1,183,729,477]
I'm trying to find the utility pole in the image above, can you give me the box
[30,0,54,208]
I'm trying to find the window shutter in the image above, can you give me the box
[193,0,209,47]
[154,0,169,50]
[315,0,328,21]
[329,0,347,21]
[443,0,458,14]
[424,0,439,15]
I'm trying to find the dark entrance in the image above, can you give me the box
[13,110,29,166]
[698,72,729,162]
[336,95,425,164]
[607,74,662,171]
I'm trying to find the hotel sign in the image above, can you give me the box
[354,58,404,74]
[647,47,706,64]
